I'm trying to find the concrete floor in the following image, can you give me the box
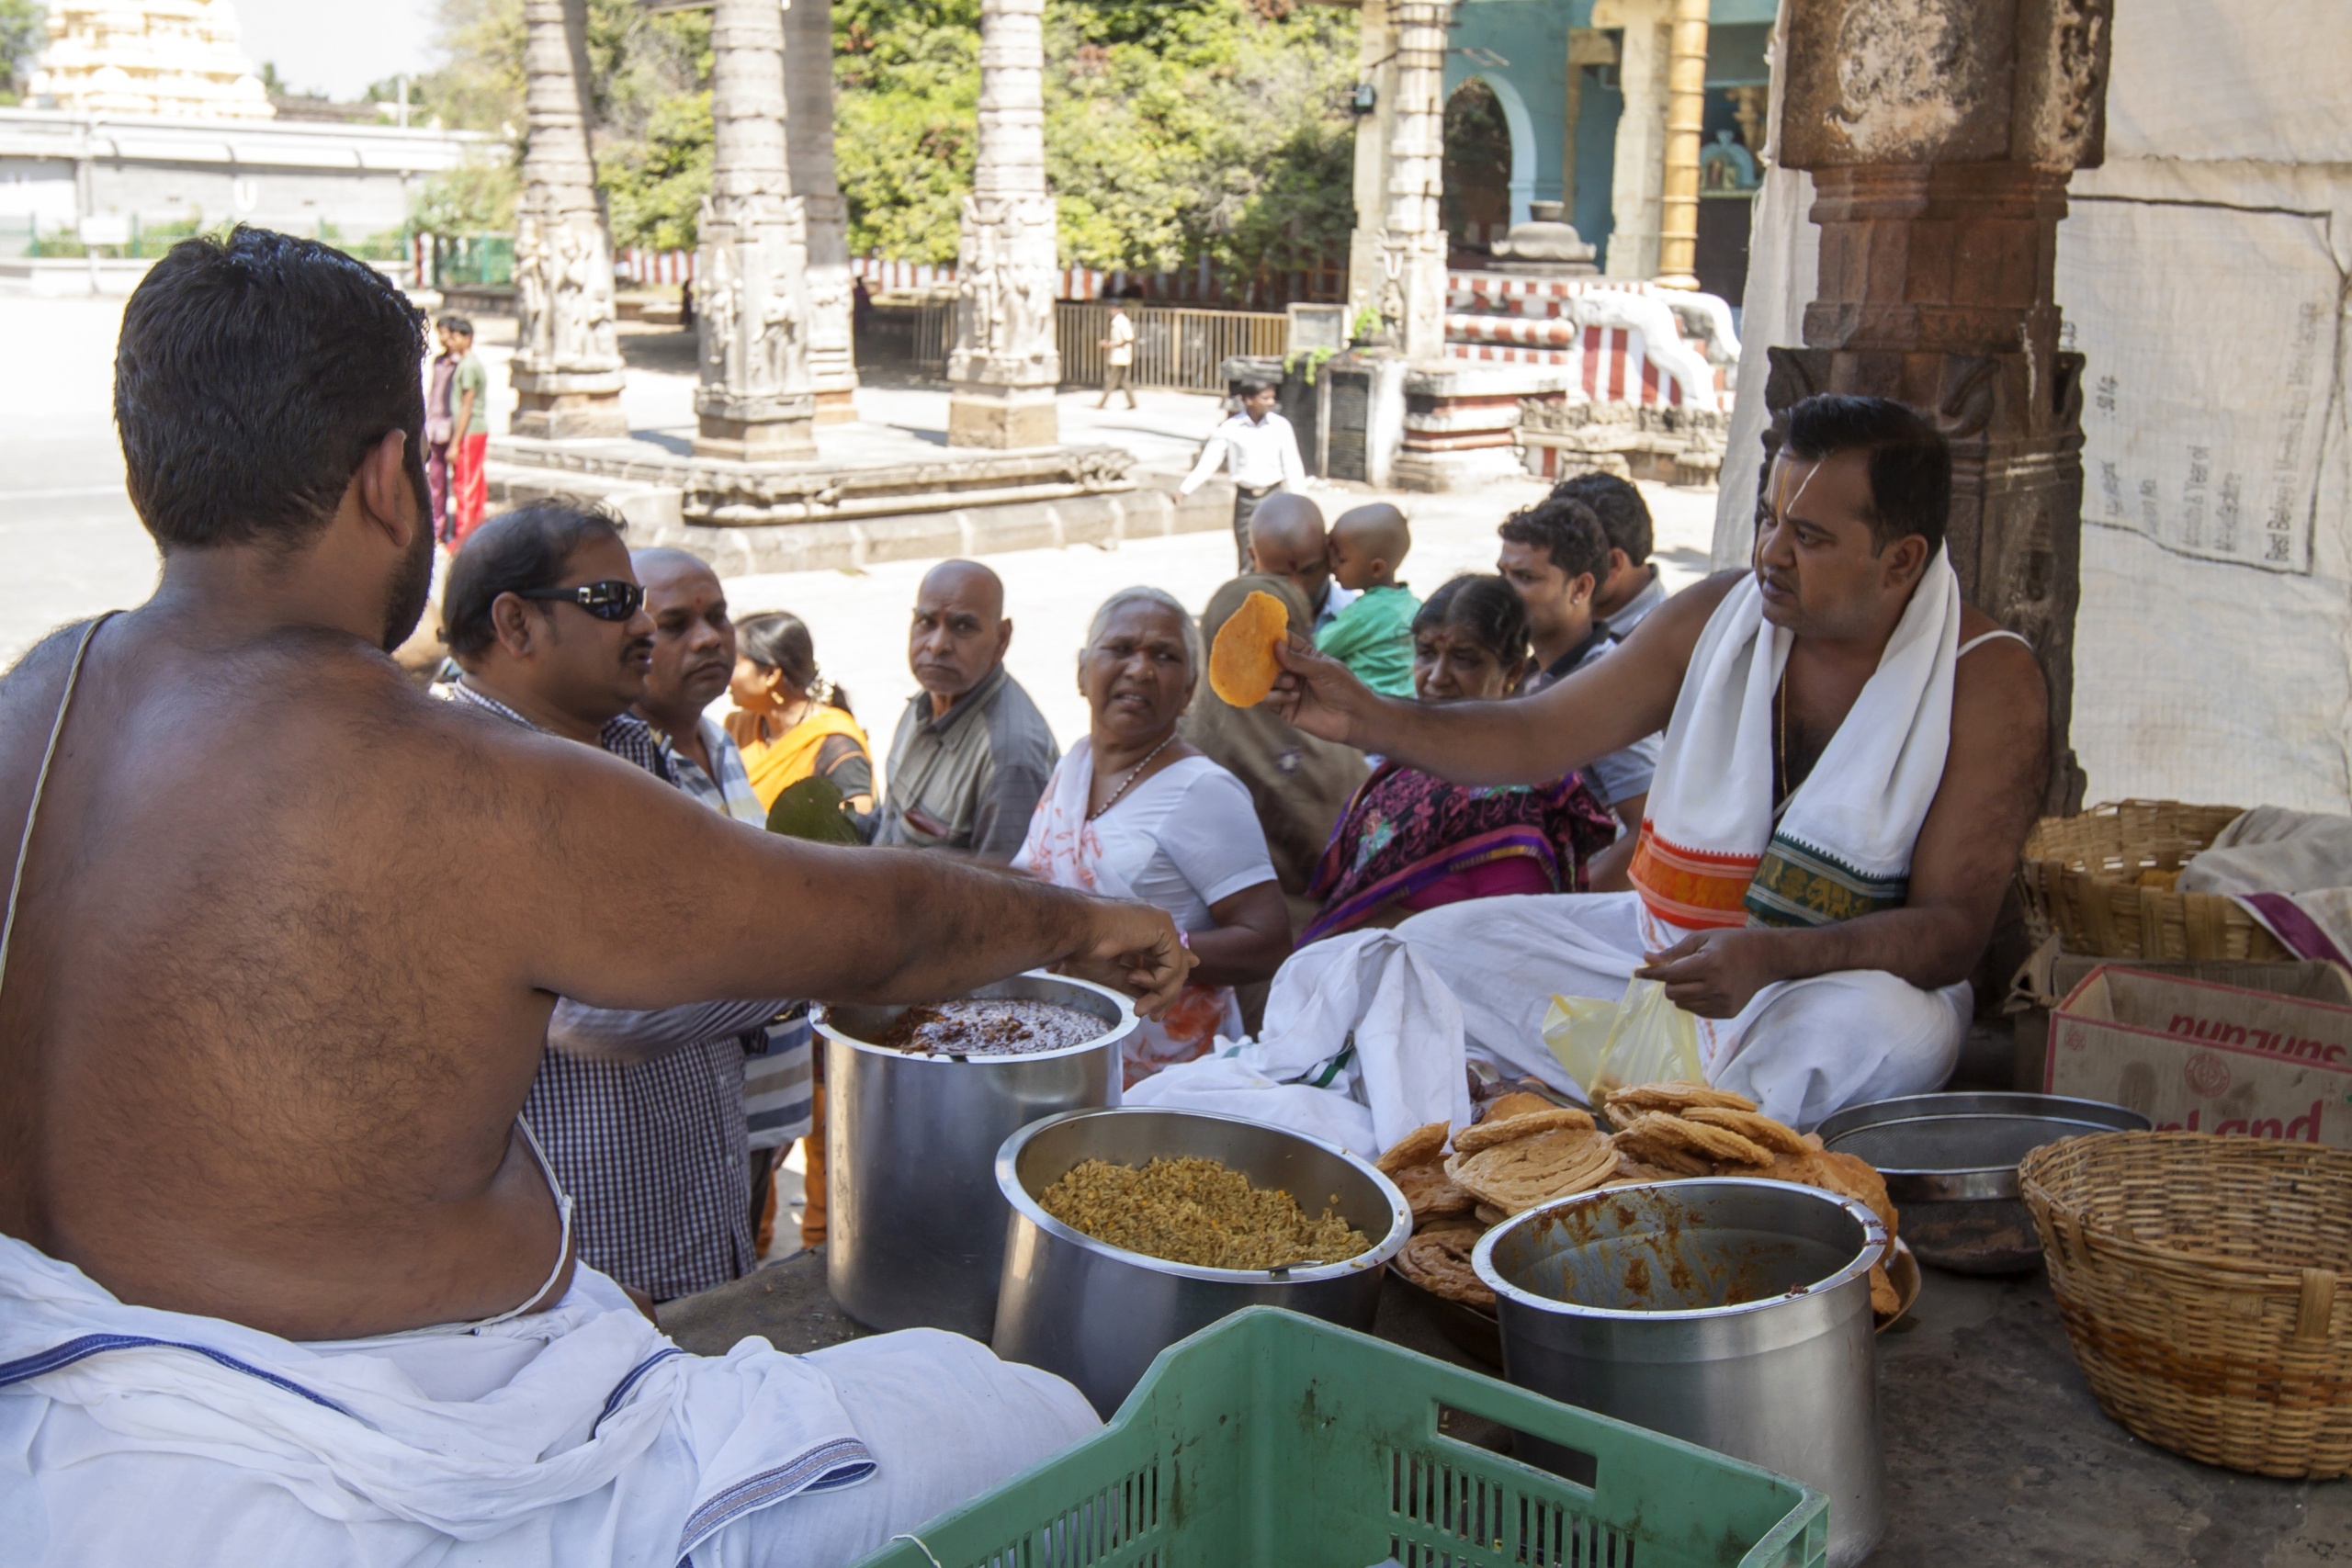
[658,1251,2352,1566]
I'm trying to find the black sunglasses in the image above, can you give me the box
[512,581,645,621]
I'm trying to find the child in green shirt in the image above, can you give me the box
[1315,503,1420,697]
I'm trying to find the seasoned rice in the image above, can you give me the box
[1038,1156,1374,1270]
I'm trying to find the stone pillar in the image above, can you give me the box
[1595,0,1669,280]
[946,0,1058,450]
[1763,0,2113,809]
[1654,0,1709,288]
[693,0,816,463]
[784,0,858,423]
[1375,0,1453,361]
[1344,0,1400,336]
[511,0,627,440]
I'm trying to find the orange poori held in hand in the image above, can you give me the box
[1208,588,1290,706]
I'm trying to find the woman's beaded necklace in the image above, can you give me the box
[1090,730,1178,820]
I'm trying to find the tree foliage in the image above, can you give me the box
[417,0,1358,285]
[0,0,45,105]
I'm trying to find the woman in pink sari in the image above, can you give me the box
[1014,588,1291,1086]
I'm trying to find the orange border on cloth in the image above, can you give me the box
[1628,824,1758,930]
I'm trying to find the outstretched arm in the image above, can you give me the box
[1637,637,2049,1014]
[1268,573,1736,787]
[444,716,1195,1020]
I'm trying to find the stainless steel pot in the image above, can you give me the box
[993,1106,1411,1416]
[814,972,1133,1339]
[1816,1091,2151,1273]
[1476,1179,1888,1568]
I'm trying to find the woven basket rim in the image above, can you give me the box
[2019,1131,2352,1287]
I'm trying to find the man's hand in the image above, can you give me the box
[1267,635,1376,745]
[1059,897,1196,1020]
[1636,928,1791,1019]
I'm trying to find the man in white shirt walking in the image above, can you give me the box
[1096,299,1137,410]
[1177,377,1306,570]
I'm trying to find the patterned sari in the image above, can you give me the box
[1301,763,1619,944]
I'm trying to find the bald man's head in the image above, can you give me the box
[910,558,1012,705]
[630,547,735,723]
[1329,503,1410,592]
[1247,492,1333,612]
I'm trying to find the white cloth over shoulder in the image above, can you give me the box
[0,1237,1096,1568]
[1125,928,1475,1158]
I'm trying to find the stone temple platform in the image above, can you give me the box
[484,362,1236,575]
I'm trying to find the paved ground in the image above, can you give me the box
[0,294,1720,752]
[661,1249,2352,1567]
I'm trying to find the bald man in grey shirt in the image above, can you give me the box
[875,560,1059,861]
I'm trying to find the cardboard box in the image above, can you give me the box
[2006,936,2352,1091]
[2047,967,2352,1145]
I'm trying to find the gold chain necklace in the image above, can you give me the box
[1090,731,1178,820]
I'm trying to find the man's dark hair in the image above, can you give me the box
[1548,471,1652,565]
[1415,574,1532,674]
[114,225,427,551]
[1781,394,1951,554]
[1498,493,1610,585]
[1235,377,1276,400]
[442,503,625,658]
[441,314,474,339]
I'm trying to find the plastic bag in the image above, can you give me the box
[1541,976,1702,1099]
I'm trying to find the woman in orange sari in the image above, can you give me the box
[727,611,875,829]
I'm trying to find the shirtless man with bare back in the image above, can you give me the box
[1268,394,2049,1128]
[0,232,1188,1564]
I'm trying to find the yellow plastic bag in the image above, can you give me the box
[1541,977,1702,1100]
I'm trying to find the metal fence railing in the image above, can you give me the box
[856,299,1287,392]
[1056,301,1286,393]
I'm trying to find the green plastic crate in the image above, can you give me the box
[854,1307,1826,1568]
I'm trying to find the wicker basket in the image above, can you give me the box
[2018,799,2288,961]
[2020,1132,2352,1477]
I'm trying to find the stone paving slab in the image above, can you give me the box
[657,1250,2352,1565]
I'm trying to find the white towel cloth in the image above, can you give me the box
[2177,806,2352,964]
[1124,929,1476,1157]
[1632,547,1960,931]
[0,1237,1097,1567]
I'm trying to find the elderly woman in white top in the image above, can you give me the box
[1014,588,1290,1085]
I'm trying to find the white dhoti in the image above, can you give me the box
[0,1238,1098,1568]
[1389,892,1967,1130]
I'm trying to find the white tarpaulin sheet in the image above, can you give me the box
[1716,0,2352,811]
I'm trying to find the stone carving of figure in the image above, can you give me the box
[552,224,598,366]
[757,267,799,392]
[701,241,738,380]
[514,222,548,364]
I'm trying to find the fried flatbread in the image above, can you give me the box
[1445,1127,1621,1214]
[1679,1105,1809,1156]
[1208,589,1289,706]
[1395,1221,1495,1308]
[1764,1149,1900,1240]
[1390,1160,1477,1223]
[1376,1121,1451,1174]
[1611,1110,1773,1169]
[1453,1106,1595,1154]
[1870,1263,1900,1318]
[1601,1081,1758,1124]
[1477,1091,1560,1124]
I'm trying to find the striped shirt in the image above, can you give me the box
[443,679,766,1300]
[656,715,815,1151]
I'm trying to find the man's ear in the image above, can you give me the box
[490,593,539,660]
[356,428,423,552]
[1571,571,1598,606]
[1883,533,1930,587]
[997,616,1014,659]
[1608,547,1632,579]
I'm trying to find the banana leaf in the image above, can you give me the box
[765,774,864,845]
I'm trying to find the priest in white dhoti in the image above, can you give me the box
[1250,395,2052,1130]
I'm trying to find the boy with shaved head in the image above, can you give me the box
[1313,502,1420,697]
[1245,491,1357,633]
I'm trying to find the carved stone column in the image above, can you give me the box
[946,0,1059,450]
[784,0,858,423]
[1344,0,1398,339]
[1654,0,1709,288]
[1763,0,2113,810]
[1595,0,1668,279]
[1375,0,1452,360]
[511,0,627,440]
[694,0,816,463]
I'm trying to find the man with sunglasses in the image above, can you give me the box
[0,230,1190,1568]
[436,509,789,1306]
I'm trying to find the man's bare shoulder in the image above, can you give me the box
[1612,570,1745,666]
[1951,604,2047,729]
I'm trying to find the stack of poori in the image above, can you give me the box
[1385,1081,1903,1319]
